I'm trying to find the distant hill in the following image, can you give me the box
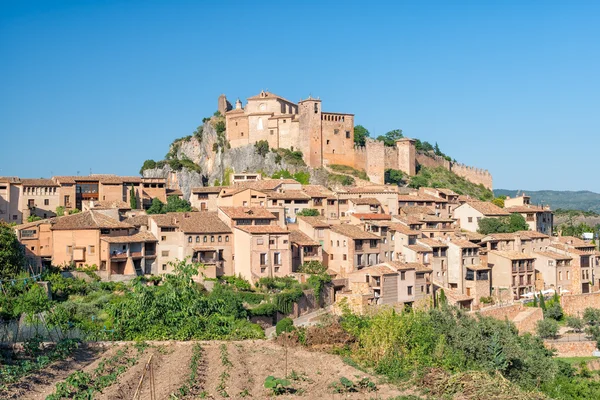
[494,189,600,213]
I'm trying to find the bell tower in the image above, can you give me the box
[298,96,323,168]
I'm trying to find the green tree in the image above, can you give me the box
[353,125,370,147]
[492,197,505,208]
[147,198,165,214]
[538,292,547,311]
[254,140,270,157]
[129,185,137,209]
[164,196,192,213]
[384,169,404,185]
[566,316,584,333]
[0,222,26,278]
[139,159,156,175]
[408,175,428,189]
[215,120,226,134]
[434,142,442,156]
[376,129,403,147]
[536,318,559,339]
[298,260,327,275]
[508,213,529,232]
[27,215,42,222]
[296,209,320,217]
[55,206,65,216]
[477,214,529,234]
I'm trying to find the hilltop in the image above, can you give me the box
[494,189,600,213]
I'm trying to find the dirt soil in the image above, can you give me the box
[8,340,411,400]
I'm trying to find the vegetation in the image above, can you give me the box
[264,375,294,395]
[129,184,137,209]
[328,164,369,181]
[146,196,193,214]
[492,195,506,208]
[328,173,355,186]
[409,166,494,200]
[271,169,310,184]
[276,318,295,335]
[0,222,25,278]
[353,125,370,147]
[272,148,306,167]
[193,125,203,141]
[494,189,600,214]
[376,129,403,146]
[384,168,405,185]
[296,209,320,217]
[139,159,157,175]
[477,213,530,234]
[55,206,65,216]
[536,318,559,339]
[26,215,42,222]
[254,140,270,156]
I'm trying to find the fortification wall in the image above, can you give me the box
[416,152,451,170]
[365,140,385,184]
[353,145,367,172]
[384,146,399,170]
[450,163,493,190]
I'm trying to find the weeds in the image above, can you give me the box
[264,375,295,395]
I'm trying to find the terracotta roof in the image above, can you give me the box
[101,231,158,243]
[389,223,420,235]
[447,238,480,248]
[407,262,433,272]
[505,205,548,213]
[420,215,455,223]
[123,215,149,227]
[301,185,334,197]
[398,194,446,203]
[234,179,299,191]
[51,211,132,230]
[247,91,295,104]
[0,177,21,183]
[557,236,594,248]
[401,206,436,215]
[53,176,78,184]
[406,244,432,253]
[351,213,391,221]
[349,264,398,276]
[171,212,232,234]
[21,178,59,187]
[516,230,549,239]
[418,238,448,248]
[289,230,319,246]
[235,225,289,234]
[150,214,178,227]
[218,207,276,219]
[462,231,485,241]
[534,251,572,260]
[91,200,131,210]
[461,201,510,216]
[443,287,473,303]
[192,186,225,194]
[489,250,536,260]
[345,185,398,194]
[330,224,380,240]
[549,244,593,256]
[437,188,459,196]
[465,264,490,271]
[297,216,330,228]
[268,190,311,200]
[166,188,183,196]
[97,175,141,184]
[349,197,381,206]
[14,218,56,230]
[481,233,519,242]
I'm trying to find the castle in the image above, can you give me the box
[220,91,492,189]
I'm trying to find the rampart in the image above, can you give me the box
[415,152,451,170]
[450,163,493,190]
[560,292,600,316]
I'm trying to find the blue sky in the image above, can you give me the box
[1,1,598,191]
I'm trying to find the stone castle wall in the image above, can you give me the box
[561,292,600,316]
[416,152,451,170]
[384,146,399,169]
[450,163,493,190]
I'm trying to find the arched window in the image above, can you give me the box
[196,236,200,243]
[314,103,318,114]
[257,117,263,130]
[188,236,192,243]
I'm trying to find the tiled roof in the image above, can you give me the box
[505,205,548,213]
[192,186,225,194]
[166,188,183,196]
[91,200,131,210]
[301,185,334,197]
[516,230,549,239]
[296,216,330,228]
[234,179,298,191]
[549,244,592,256]
[219,207,276,219]
[489,250,536,260]
[406,262,433,272]
[447,238,480,249]
[419,215,455,223]
[247,91,295,104]
[465,264,490,271]
[123,215,149,227]
[101,231,158,243]
[289,230,319,246]
[0,177,21,183]
[14,218,56,230]
[150,214,178,227]
[418,238,448,248]
[21,178,59,187]
[268,190,311,200]
[534,251,572,260]
[351,213,391,221]
[481,233,518,242]
[330,224,380,240]
[53,176,78,184]
[557,236,595,248]
[345,185,398,194]
[388,223,420,235]
[235,225,289,234]
[398,194,446,203]
[349,197,381,206]
[462,201,510,216]
[437,188,459,196]
[349,264,397,276]
[172,212,232,233]
[406,244,432,253]
[462,231,485,241]
[51,211,132,230]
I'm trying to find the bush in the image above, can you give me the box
[584,308,600,325]
[255,140,270,157]
[384,169,404,185]
[328,174,355,186]
[566,316,585,333]
[139,159,157,175]
[536,319,559,339]
[276,318,295,335]
[296,209,320,217]
[329,164,369,181]
[544,302,564,321]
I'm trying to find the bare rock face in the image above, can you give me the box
[143,121,312,201]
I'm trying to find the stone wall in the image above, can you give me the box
[561,292,600,316]
[544,340,597,357]
[450,163,493,190]
[384,146,399,170]
[416,152,451,170]
[365,140,385,184]
[473,303,523,321]
[512,307,543,334]
[471,303,541,334]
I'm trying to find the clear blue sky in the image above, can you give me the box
[1,1,598,191]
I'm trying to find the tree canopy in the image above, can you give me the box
[353,125,370,147]
[0,222,25,279]
[384,169,404,185]
[478,213,530,235]
[376,129,403,147]
[296,209,320,217]
[146,196,193,215]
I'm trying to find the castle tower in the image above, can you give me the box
[396,138,416,176]
[298,97,323,168]
[217,94,232,115]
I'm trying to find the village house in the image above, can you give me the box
[20,179,61,220]
[0,177,23,223]
[453,201,511,232]
[190,186,223,211]
[504,194,553,235]
[549,236,598,294]
[338,186,399,215]
[13,218,54,268]
[487,250,536,300]
[445,236,491,307]
[325,224,381,276]
[533,251,574,294]
[289,229,322,272]
[418,187,460,218]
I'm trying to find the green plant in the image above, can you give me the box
[276,318,295,335]
[254,140,270,156]
[296,208,320,217]
[480,296,494,305]
[139,159,157,175]
[264,375,293,395]
[536,318,559,339]
[329,164,369,180]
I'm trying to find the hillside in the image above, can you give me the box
[495,189,600,213]
[410,166,494,201]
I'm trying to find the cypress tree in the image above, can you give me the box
[538,291,546,311]
[129,185,137,209]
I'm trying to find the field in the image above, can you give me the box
[2,341,409,400]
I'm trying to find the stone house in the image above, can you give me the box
[289,229,322,272]
[0,177,23,223]
[453,201,510,232]
[325,224,381,276]
[190,186,223,211]
[487,251,536,300]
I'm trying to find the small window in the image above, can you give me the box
[162,250,169,257]
[257,238,264,245]
[225,236,230,242]
[44,199,49,206]
[162,264,167,271]
[211,236,215,242]
[468,217,473,223]
[270,129,274,135]
[196,236,200,243]
[204,236,208,242]
[188,236,192,243]
[343,254,347,261]
[218,236,222,242]
[161,236,166,241]
[346,131,350,138]
[89,245,95,254]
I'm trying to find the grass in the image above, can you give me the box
[411,166,494,201]
[329,164,369,181]
[557,356,598,366]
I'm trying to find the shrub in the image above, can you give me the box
[329,164,369,181]
[276,318,295,335]
[384,169,404,185]
[536,319,559,339]
[544,302,564,321]
[264,375,293,395]
[214,121,226,134]
[566,316,585,333]
[296,209,320,217]
[255,140,270,156]
[584,307,600,325]
[328,174,354,186]
[139,159,157,175]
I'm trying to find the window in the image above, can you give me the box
[188,236,192,243]
[343,254,347,261]
[101,228,110,234]
[161,236,166,241]
[218,236,222,242]
[89,245,95,254]
[401,271,406,280]
[407,286,413,295]
[346,131,350,138]
[330,254,334,260]
[337,240,340,247]
[162,250,169,257]
[196,236,200,243]
[225,236,229,242]
[204,236,208,242]
[162,264,167,271]
[44,199,49,206]
[260,253,267,265]
[66,246,73,254]
[468,217,473,223]
[211,236,215,242]
[566,271,570,280]
[274,252,281,265]
[257,238,264,245]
